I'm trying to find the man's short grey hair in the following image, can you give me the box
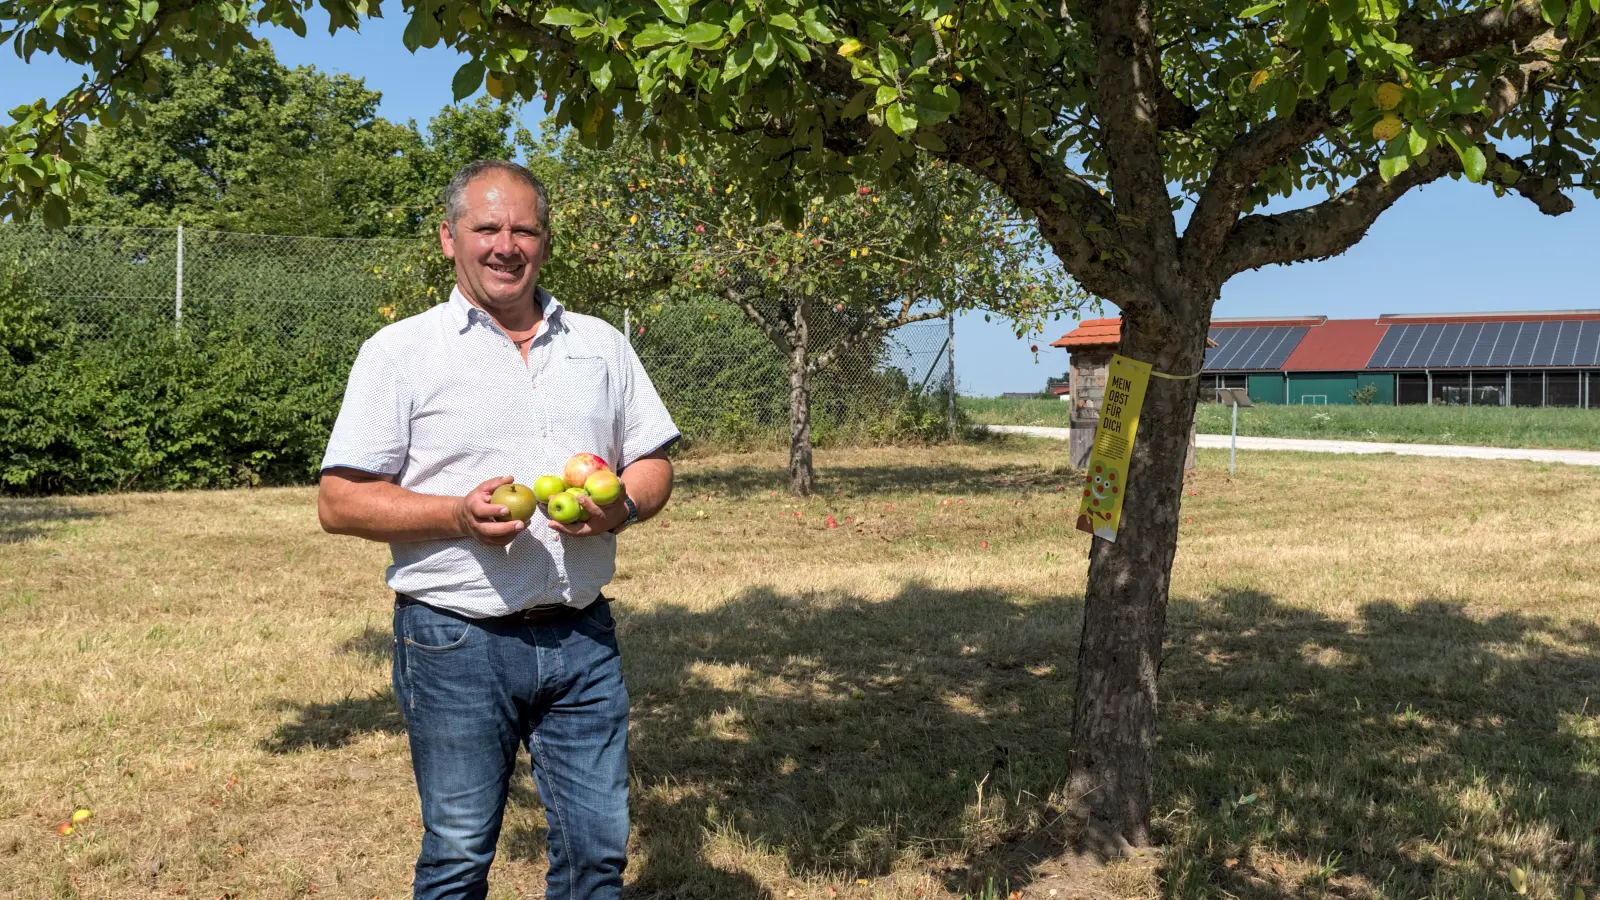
[442,160,551,231]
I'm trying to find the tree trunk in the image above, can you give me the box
[787,296,814,497]
[1066,297,1212,852]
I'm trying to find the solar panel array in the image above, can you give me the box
[1367,320,1600,369]
[1203,326,1309,371]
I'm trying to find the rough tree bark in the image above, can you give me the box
[1064,298,1213,850]
[787,294,815,497]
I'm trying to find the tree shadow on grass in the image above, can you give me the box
[262,688,404,753]
[261,583,1600,899]
[0,498,99,544]
[1155,589,1600,900]
[615,582,1083,898]
[339,624,392,664]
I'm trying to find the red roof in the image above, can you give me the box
[1052,310,1600,370]
[1282,318,1389,372]
[1051,318,1222,351]
[1051,318,1120,349]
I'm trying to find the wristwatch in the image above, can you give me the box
[610,495,639,534]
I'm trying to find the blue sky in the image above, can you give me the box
[5,19,1597,395]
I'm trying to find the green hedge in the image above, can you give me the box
[1,232,955,495]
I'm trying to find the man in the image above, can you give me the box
[318,159,678,900]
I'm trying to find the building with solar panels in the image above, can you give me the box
[1054,311,1600,408]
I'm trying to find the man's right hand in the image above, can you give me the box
[454,475,527,547]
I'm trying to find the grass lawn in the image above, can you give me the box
[962,396,1600,450]
[2,440,1598,899]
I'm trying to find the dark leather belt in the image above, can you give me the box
[395,592,601,626]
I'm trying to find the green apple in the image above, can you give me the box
[566,486,593,521]
[585,470,623,506]
[490,483,537,523]
[533,474,567,503]
[547,491,583,524]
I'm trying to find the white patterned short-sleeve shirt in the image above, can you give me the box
[321,286,679,618]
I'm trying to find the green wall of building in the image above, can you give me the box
[1247,374,1286,404]
[1355,373,1396,406]
[1243,372,1396,405]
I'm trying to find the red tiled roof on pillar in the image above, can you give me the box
[1051,318,1121,349]
[1051,318,1221,351]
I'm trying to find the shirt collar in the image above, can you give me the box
[448,285,563,334]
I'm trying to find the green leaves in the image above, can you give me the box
[1378,136,1410,181]
[634,22,685,46]
[451,60,486,102]
[885,103,917,135]
[681,22,724,44]
[1445,131,1487,183]
[541,7,594,26]
[800,9,836,42]
[653,0,690,25]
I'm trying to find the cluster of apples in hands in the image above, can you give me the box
[490,453,621,526]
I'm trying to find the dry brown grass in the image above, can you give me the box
[2,439,1597,900]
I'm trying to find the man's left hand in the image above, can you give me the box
[548,492,629,537]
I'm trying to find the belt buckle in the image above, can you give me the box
[520,604,569,625]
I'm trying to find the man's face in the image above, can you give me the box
[439,172,551,311]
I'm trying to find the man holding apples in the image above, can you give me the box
[317,159,679,900]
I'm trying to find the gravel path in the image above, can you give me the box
[981,424,1600,467]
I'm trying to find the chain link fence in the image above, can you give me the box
[0,225,956,490]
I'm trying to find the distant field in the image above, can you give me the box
[961,396,1600,450]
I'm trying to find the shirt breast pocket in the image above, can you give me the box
[545,354,618,455]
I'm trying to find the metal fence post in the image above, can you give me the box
[175,225,184,330]
[946,313,957,441]
[624,306,630,344]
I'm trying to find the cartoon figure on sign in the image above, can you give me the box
[1075,463,1123,541]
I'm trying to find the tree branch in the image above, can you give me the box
[1154,82,1200,131]
[1493,149,1576,215]
[722,282,795,357]
[1084,0,1182,301]
[1218,153,1456,275]
[1182,98,1342,276]
[490,7,1139,303]
[805,62,1139,304]
[1219,57,1569,275]
[1399,0,1550,63]
[808,306,949,376]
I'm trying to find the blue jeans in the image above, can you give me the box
[392,597,630,900]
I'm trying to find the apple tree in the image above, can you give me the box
[6,0,1600,848]
[536,129,1074,495]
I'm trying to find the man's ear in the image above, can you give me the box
[439,220,456,259]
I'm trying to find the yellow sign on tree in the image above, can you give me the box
[1076,354,1152,543]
